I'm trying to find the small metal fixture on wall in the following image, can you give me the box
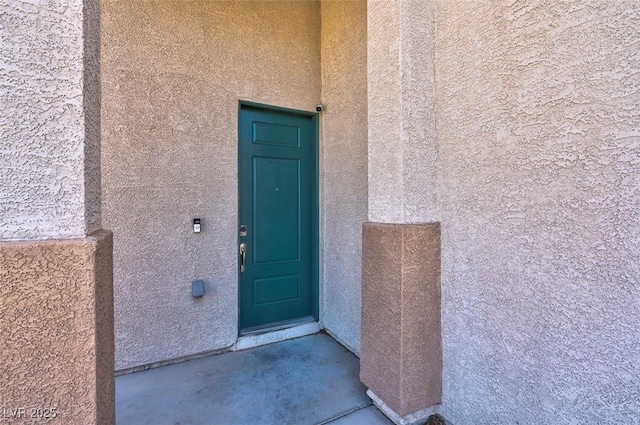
[192,280,204,298]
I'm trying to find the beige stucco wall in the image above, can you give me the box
[367,0,437,224]
[361,223,441,416]
[102,0,321,369]
[0,231,114,425]
[0,0,101,241]
[435,1,640,423]
[320,0,367,355]
[1,1,113,421]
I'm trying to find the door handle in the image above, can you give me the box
[239,243,247,272]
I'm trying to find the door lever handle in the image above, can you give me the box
[239,243,247,272]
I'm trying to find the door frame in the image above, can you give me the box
[237,100,320,335]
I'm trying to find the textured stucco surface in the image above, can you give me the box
[0,0,101,240]
[0,231,114,424]
[102,0,322,369]
[367,0,437,224]
[361,223,442,417]
[435,1,640,424]
[320,0,368,355]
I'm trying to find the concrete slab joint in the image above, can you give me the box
[361,222,442,423]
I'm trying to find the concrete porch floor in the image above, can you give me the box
[116,333,393,425]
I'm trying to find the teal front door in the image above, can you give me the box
[238,103,318,333]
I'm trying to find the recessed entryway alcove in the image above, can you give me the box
[101,0,367,384]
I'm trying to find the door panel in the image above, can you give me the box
[239,104,317,332]
[253,122,301,147]
[253,274,300,306]
[253,157,300,264]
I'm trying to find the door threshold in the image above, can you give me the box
[241,316,316,336]
[233,320,321,352]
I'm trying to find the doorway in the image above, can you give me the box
[238,102,319,334]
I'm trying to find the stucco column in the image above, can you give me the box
[361,0,441,423]
[0,1,114,424]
